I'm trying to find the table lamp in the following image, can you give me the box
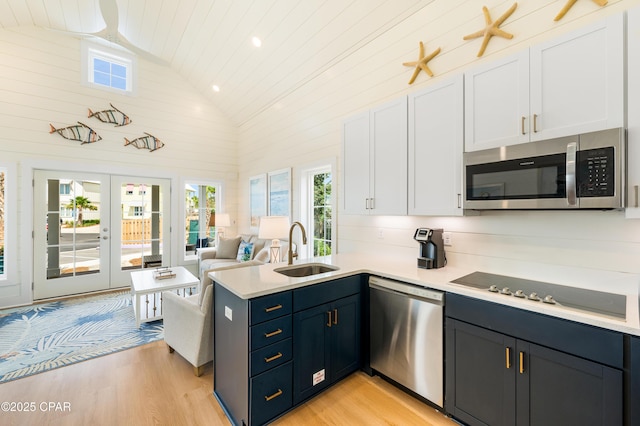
[215,213,231,244]
[258,216,290,263]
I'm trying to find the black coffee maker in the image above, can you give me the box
[413,228,446,269]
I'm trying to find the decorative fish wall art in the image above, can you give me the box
[88,103,132,127]
[49,122,102,144]
[124,133,165,152]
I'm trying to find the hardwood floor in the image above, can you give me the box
[0,341,458,425]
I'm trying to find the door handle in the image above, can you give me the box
[264,352,283,363]
[102,236,109,240]
[326,311,332,327]
[505,347,511,369]
[521,116,526,135]
[533,114,538,133]
[566,142,577,206]
[519,351,525,374]
[265,304,282,313]
[333,308,338,325]
[264,389,283,401]
[264,329,282,338]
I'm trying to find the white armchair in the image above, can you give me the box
[163,284,213,376]
[164,259,265,376]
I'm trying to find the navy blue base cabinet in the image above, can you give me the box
[445,293,623,426]
[214,275,362,426]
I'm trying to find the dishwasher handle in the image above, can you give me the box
[369,277,444,305]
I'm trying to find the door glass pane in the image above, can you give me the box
[184,183,217,258]
[120,182,164,270]
[46,179,101,279]
[312,172,332,256]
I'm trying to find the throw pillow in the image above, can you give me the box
[217,236,241,259]
[236,241,254,262]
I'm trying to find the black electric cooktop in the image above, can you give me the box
[451,271,626,320]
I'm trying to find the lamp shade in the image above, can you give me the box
[215,213,231,227]
[258,216,290,239]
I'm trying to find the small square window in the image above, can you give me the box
[82,41,135,94]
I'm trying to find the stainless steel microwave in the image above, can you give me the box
[463,128,626,210]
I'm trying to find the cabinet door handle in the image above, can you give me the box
[333,308,338,325]
[519,351,525,374]
[457,193,462,209]
[264,389,283,401]
[521,116,526,135]
[327,311,332,327]
[264,329,282,338]
[264,352,283,363]
[533,114,538,133]
[634,185,639,208]
[265,304,282,313]
[365,198,370,210]
[505,347,511,369]
[370,198,374,210]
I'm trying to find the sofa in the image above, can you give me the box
[197,234,296,286]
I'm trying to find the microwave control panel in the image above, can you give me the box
[577,146,615,197]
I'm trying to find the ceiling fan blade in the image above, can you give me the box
[115,33,168,66]
[99,0,120,33]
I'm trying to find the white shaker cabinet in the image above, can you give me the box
[408,75,464,216]
[465,13,624,152]
[464,51,530,151]
[627,6,640,218]
[341,98,407,215]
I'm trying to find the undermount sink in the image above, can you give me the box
[274,263,339,277]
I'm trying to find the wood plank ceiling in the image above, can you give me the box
[0,0,433,126]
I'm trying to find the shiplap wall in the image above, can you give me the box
[0,27,238,306]
[237,0,640,276]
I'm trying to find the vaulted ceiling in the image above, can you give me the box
[0,0,433,126]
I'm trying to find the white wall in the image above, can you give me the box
[0,27,238,307]
[237,0,640,278]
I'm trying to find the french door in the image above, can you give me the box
[33,170,170,300]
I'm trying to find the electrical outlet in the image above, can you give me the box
[378,229,384,239]
[443,232,452,246]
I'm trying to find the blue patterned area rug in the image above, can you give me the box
[0,290,163,383]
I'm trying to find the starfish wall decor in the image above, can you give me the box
[463,3,518,57]
[554,0,608,21]
[402,41,441,84]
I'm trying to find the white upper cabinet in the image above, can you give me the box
[627,6,640,218]
[341,98,408,215]
[465,13,624,152]
[465,51,530,151]
[341,111,370,215]
[530,13,624,141]
[408,75,464,216]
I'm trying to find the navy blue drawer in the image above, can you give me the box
[250,291,292,325]
[250,361,293,425]
[250,338,292,377]
[293,275,361,312]
[250,315,292,351]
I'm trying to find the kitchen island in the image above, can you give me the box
[210,252,640,426]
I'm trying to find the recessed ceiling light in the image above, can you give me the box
[252,36,262,48]
[212,85,220,92]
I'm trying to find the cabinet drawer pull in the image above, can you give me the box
[521,116,526,135]
[327,311,332,327]
[264,389,283,401]
[264,329,283,338]
[533,114,538,133]
[519,351,525,374]
[264,304,283,313]
[505,347,511,369]
[333,308,338,325]
[264,352,283,363]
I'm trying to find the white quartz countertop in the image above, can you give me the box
[209,252,640,336]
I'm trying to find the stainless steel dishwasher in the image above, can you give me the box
[369,276,444,407]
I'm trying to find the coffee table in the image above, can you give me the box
[130,266,199,328]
